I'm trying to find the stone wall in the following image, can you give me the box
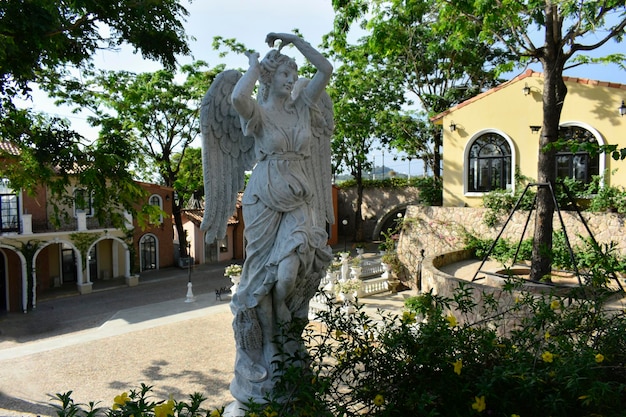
[398,206,626,264]
[419,249,516,325]
[338,186,421,241]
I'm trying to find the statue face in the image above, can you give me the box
[269,63,297,98]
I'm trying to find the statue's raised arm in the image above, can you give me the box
[265,32,332,102]
[203,33,334,417]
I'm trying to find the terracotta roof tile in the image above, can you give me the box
[0,141,21,155]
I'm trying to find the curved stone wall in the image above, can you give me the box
[399,206,626,268]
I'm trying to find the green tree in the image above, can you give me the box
[329,0,511,178]
[435,1,626,281]
[0,0,191,224]
[50,62,221,258]
[329,48,406,242]
[173,146,205,207]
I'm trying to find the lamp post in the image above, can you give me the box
[342,219,348,252]
[185,240,195,303]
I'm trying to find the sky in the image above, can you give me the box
[23,0,626,178]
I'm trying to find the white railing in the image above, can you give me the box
[358,276,389,297]
[309,254,392,318]
[361,258,384,278]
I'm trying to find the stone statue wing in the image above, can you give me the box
[295,78,335,228]
[200,70,256,242]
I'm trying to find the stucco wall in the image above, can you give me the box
[440,70,626,208]
[398,206,626,270]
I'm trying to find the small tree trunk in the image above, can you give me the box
[433,130,442,179]
[172,200,188,259]
[354,166,365,242]
[530,3,567,281]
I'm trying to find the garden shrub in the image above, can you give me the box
[51,240,626,417]
[52,279,626,416]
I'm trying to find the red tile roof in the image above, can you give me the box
[0,141,21,155]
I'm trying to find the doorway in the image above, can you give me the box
[0,251,6,312]
[62,247,77,283]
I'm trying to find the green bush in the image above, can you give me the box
[463,230,626,288]
[249,278,626,416]
[482,171,535,227]
[51,241,626,417]
[51,383,223,417]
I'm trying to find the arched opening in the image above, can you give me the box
[140,234,158,271]
[556,125,601,184]
[466,132,512,193]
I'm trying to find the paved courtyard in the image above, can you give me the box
[0,260,412,416]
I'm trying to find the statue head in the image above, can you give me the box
[258,49,298,103]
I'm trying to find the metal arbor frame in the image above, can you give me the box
[471,181,624,292]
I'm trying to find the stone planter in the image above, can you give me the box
[229,275,241,294]
[126,275,140,287]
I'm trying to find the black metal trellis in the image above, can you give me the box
[471,181,624,292]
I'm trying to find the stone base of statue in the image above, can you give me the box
[223,400,247,417]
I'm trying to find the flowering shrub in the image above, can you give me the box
[255,271,626,416]
[51,254,626,416]
[52,384,224,416]
[224,264,242,277]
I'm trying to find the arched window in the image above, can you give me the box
[467,133,512,192]
[556,126,599,184]
[140,234,158,271]
[0,178,19,233]
[149,194,163,224]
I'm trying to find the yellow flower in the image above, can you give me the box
[544,331,550,340]
[550,300,560,310]
[595,353,605,363]
[402,311,416,324]
[112,392,130,410]
[471,395,486,412]
[154,399,175,417]
[263,407,278,417]
[542,351,554,363]
[446,314,457,328]
[511,414,521,417]
[453,359,463,375]
[373,394,385,406]
[514,296,521,303]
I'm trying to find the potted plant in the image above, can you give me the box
[224,264,243,277]
[354,242,366,256]
[335,277,362,303]
[225,264,243,294]
[350,256,362,278]
[381,252,402,293]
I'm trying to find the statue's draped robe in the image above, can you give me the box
[229,89,332,403]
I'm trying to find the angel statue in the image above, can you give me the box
[200,32,335,414]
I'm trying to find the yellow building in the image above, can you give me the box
[432,69,626,208]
